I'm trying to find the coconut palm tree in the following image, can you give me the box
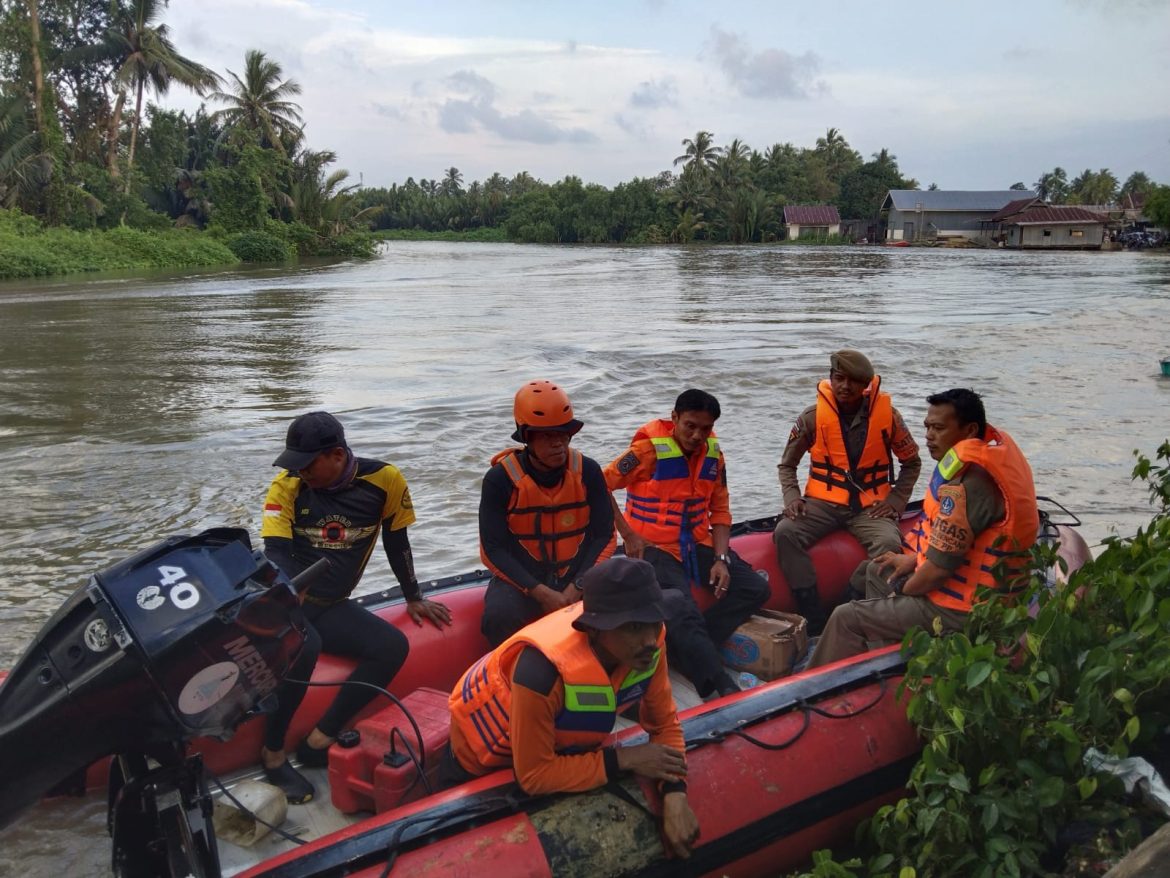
[105,0,219,192]
[814,127,861,183]
[209,49,304,154]
[673,131,722,175]
[1035,168,1069,204]
[440,166,463,197]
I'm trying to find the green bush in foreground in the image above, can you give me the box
[0,208,239,279]
[797,441,1170,878]
[225,229,294,263]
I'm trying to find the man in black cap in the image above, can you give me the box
[478,379,615,646]
[772,351,921,632]
[258,411,452,803]
[447,556,700,859]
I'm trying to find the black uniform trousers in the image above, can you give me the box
[642,543,770,697]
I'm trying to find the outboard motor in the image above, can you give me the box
[0,527,311,863]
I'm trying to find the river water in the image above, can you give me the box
[1,242,1169,873]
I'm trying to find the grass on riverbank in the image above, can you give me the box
[0,209,239,280]
[373,227,510,243]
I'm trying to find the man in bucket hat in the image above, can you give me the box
[447,556,700,859]
[772,351,921,633]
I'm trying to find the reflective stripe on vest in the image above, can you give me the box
[805,377,895,508]
[449,604,664,772]
[917,426,1039,612]
[479,448,591,586]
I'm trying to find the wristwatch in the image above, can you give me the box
[714,553,731,566]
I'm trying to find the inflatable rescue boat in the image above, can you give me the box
[0,501,1090,877]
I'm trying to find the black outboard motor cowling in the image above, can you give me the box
[0,528,308,831]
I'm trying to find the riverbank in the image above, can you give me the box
[0,208,238,280]
[373,227,509,243]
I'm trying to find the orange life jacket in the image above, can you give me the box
[480,448,592,587]
[915,425,1039,612]
[449,603,664,774]
[623,418,721,551]
[805,377,896,508]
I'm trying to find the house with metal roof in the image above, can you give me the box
[879,190,1029,242]
[782,205,841,240]
[985,198,1107,249]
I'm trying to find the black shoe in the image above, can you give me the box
[296,739,331,768]
[263,760,314,804]
[714,671,741,698]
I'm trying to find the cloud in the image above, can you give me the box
[437,72,596,144]
[707,26,826,100]
[628,78,677,109]
[370,102,406,121]
[446,69,496,101]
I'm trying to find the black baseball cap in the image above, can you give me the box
[273,411,347,471]
[572,557,677,631]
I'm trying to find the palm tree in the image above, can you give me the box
[105,0,219,192]
[1035,167,1069,204]
[714,138,751,188]
[671,206,707,243]
[286,147,380,235]
[0,96,49,208]
[440,166,463,197]
[26,0,47,141]
[673,131,722,175]
[209,49,304,154]
[814,127,861,184]
[1120,171,1153,207]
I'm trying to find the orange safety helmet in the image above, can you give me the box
[511,380,585,442]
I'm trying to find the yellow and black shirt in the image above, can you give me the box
[261,457,418,603]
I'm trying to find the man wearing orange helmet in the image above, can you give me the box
[479,380,616,647]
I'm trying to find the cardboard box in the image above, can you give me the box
[719,611,808,681]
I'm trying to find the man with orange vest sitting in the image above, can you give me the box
[806,388,1038,668]
[772,350,921,633]
[479,380,615,647]
[447,556,701,859]
[604,389,770,699]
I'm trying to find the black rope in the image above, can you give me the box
[729,705,812,751]
[805,673,889,719]
[374,795,519,878]
[720,674,890,755]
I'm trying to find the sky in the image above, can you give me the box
[163,0,1170,192]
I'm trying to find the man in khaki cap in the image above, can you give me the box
[772,350,921,632]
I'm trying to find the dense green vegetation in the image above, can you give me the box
[0,0,376,278]
[0,205,235,276]
[795,442,1170,878]
[1,2,1165,278]
[353,132,920,244]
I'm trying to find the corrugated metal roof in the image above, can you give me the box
[883,190,1033,212]
[783,204,841,225]
[989,197,1041,222]
[1006,206,1107,225]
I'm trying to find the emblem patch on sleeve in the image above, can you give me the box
[928,484,972,556]
[617,451,640,475]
